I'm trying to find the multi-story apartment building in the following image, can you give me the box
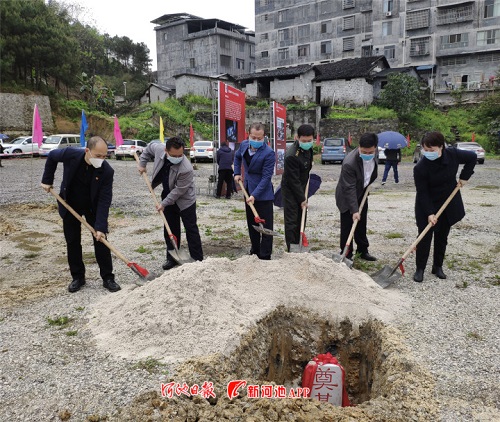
[255,0,500,92]
[152,13,256,86]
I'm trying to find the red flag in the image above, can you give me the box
[406,134,411,147]
[471,132,475,142]
[32,104,44,147]
[316,133,321,146]
[347,132,352,146]
[189,123,194,148]
[114,116,123,147]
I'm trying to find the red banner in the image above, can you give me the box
[272,101,287,175]
[218,82,246,152]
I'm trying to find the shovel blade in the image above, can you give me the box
[252,224,284,238]
[168,248,195,265]
[371,265,401,288]
[128,262,157,281]
[289,243,311,253]
[332,253,353,268]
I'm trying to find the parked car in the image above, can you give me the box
[453,142,485,164]
[378,147,386,164]
[321,137,350,164]
[115,139,148,160]
[190,141,214,161]
[39,134,80,156]
[1,136,40,156]
[106,143,116,159]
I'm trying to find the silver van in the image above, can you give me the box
[39,134,81,156]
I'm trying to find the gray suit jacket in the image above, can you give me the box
[139,142,196,211]
[335,148,378,214]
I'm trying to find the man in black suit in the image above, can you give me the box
[41,136,120,293]
[335,132,379,261]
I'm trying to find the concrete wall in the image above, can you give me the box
[140,86,173,104]
[318,79,374,106]
[175,75,217,99]
[320,118,399,142]
[0,94,54,133]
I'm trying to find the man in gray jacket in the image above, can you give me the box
[335,132,378,261]
[138,137,203,270]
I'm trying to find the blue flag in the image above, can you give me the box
[80,110,88,147]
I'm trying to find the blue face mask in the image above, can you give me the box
[360,153,374,161]
[249,140,264,149]
[423,151,439,161]
[299,141,314,150]
[167,155,183,165]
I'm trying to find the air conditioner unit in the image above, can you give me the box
[385,11,392,17]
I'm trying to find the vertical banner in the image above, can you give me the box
[273,101,287,175]
[218,81,246,152]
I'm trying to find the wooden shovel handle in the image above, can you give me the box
[342,186,370,255]
[299,178,310,236]
[401,185,461,260]
[134,152,179,251]
[48,188,130,265]
[237,179,261,219]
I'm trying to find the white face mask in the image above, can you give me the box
[89,151,104,168]
[167,155,183,165]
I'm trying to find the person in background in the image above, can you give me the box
[280,124,314,251]
[381,148,401,185]
[412,131,476,283]
[234,122,275,260]
[335,132,379,261]
[138,137,203,270]
[215,141,234,199]
[0,142,4,167]
[41,136,120,293]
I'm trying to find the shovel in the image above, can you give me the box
[237,180,284,238]
[372,185,461,288]
[289,178,310,253]
[49,188,155,282]
[332,186,370,268]
[134,152,194,265]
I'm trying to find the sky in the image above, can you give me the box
[71,0,256,71]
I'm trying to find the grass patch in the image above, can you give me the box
[385,232,404,239]
[66,330,78,337]
[83,251,95,264]
[47,316,71,327]
[75,306,85,312]
[197,202,209,206]
[215,251,237,260]
[479,203,494,207]
[132,357,168,374]
[474,185,499,190]
[110,207,125,218]
[456,281,469,289]
[135,245,152,254]
[24,252,39,259]
[491,275,500,286]
[466,331,483,341]
[133,227,155,235]
[231,208,245,214]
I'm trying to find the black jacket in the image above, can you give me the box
[41,148,114,233]
[384,148,401,162]
[281,141,313,204]
[216,145,234,170]
[413,147,476,227]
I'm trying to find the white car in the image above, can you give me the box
[378,147,386,164]
[453,142,485,164]
[190,141,214,161]
[2,136,40,156]
[115,139,148,160]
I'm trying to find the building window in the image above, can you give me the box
[384,45,396,59]
[278,9,289,23]
[220,55,231,67]
[321,41,332,55]
[237,41,245,52]
[261,51,269,58]
[278,28,290,43]
[250,45,255,57]
[441,33,469,49]
[320,1,333,14]
[278,48,289,60]
[343,0,355,9]
[407,9,430,30]
[383,0,393,13]
[298,24,310,39]
[441,57,468,66]
[478,29,500,45]
[477,53,500,62]
[321,20,332,34]
[260,0,271,6]
[249,63,256,72]
[236,59,245,70]
[363,12,373,33]
[298,44,310,57]
[437,5,474,25]
[298,5,309,19]
[260,33,269,42]
[261,14,269,22]
[343,37,355,51]
[189,58,195,68]
[410,37,431,56]
[484,0,500,18]
[164,33,168,41]
[362,46,373,57]
[220,37,231,49]
[382,21,392,36]
[343,16,355,30]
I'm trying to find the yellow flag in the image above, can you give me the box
[160,116,164,143]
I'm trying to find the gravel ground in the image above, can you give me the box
[0,155,499,421]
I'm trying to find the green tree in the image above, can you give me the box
[379,73,426,121]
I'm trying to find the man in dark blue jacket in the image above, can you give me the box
[41,136,120,293]
[216,141,234,199]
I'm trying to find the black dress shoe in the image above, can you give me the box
[413,268,424,283]
[359,252,377,261]
[162,259,178,270]
[432,266,447,279]
[68,278,85,293]
[103,279,121,292]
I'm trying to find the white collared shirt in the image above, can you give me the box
[362,158,375,187]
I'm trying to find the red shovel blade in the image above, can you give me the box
[127,262,156,281]
[398,261,405,276]
[301,232,309,247]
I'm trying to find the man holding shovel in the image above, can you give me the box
[41,136,121,293]
[234,122,275,260]
[335,132,379,262]
[138,137,203,270]
[281,124,314,252]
